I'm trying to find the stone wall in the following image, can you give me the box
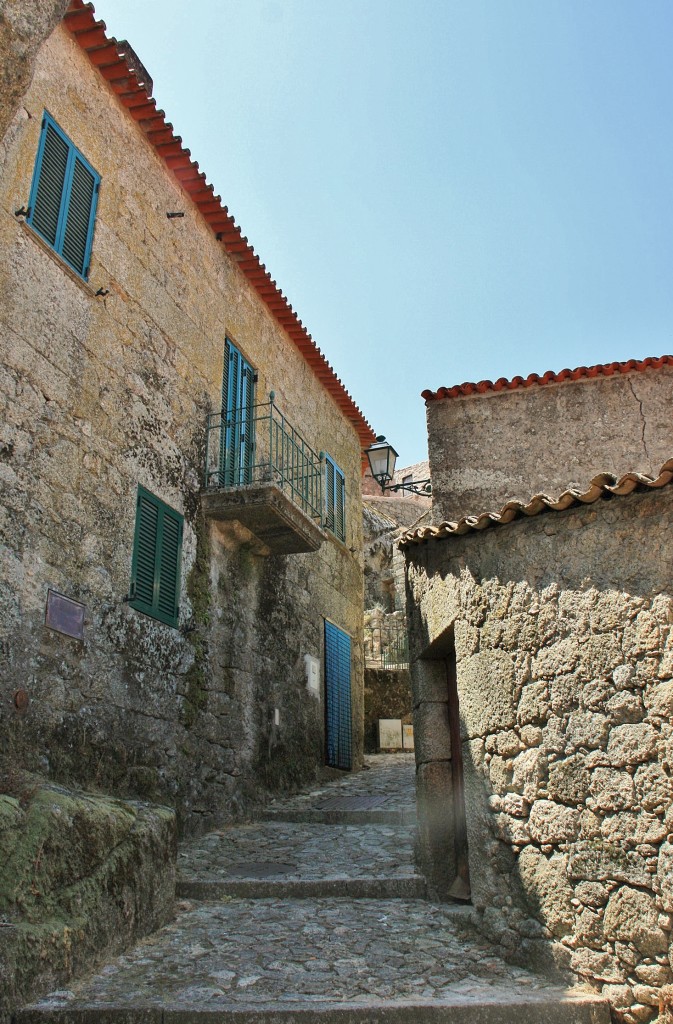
[426,367,673,523]
[0,0,69,142]
[406,486,673,1021]
[0,25,365,834]
[0,772,175,1021]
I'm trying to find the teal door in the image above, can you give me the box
[219,338,255,485]
[324,620,352,770]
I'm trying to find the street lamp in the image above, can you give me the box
[364,437,432,496]
[365,436,398,489]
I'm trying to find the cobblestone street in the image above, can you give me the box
[19,756,608,1024]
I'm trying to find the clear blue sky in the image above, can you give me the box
[96,0,673,467]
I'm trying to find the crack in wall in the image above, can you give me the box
[629,378,651,469]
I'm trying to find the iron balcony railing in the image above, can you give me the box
[364,618,410,670]
[205,392,323,524]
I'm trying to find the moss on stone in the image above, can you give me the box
[182,514,212,728]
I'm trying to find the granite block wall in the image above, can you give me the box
[406,485,673,1021]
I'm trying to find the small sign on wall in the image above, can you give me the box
[378,718,403,751]
[402,724,414,750]
[305,653,320,697]
[45,590,85,640]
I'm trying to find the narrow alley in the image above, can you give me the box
[17,756,608,1024]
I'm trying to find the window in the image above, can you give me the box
[27,112,100,280]
[219,338,256,486]
[129,486,183,627]
[324,454,345,542]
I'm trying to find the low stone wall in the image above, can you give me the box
[0,773,176,1020]
[406,486,673,1021]
[364,667,412,753]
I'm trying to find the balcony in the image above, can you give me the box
[202,393,326,555]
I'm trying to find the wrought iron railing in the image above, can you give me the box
[364,618,409,669]
[205,392,323,523]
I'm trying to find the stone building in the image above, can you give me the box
[402,357,673,1021]
[0,0,376,835]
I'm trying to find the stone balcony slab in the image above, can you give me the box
[202,482,326,554]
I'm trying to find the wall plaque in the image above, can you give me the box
[45,590,85,640]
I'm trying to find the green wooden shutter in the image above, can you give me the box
[30,120,69,246]
[131,491,159,608]
[130,487,183,627]
[157,509,183,623]
[61,155,97,276]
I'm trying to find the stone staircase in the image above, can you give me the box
[16,755,609,1024]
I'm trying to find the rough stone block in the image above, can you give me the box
[548,754,591,805]
[566,710,609,751]
[413,701,451,764]
[568,841,649,885]
[657,841,673,912]
[590,768,636,812]
[606,691,644,724]
[570,947,627,983]
[516,845,575,937]
[607,724,659,767]
[603,887,668,956]
[457,649,517,738]
[529,799,581,844]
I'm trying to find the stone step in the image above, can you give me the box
[176,874,426,900]
[18,992,611,1024]
[258,808,415,825]
[16,899,608,1024]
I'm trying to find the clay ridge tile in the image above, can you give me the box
[63,1,375,450]
[422,355,673,403]
[399,458,673,547]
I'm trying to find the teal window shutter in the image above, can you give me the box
[219,338,256,486]
[129,487,183,628]
[27,112,100,279]
[324,455,346,542]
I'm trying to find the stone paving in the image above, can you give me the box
[178,820,418,882]
[260,754,416,823]
[28,899,561,1011]
[20,755,608,1023]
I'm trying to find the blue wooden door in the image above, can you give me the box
[324,620,352,770]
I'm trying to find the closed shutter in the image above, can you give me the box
[130,487,183,627]
[324,455,345,540]
[30,120,69,246]
[132,492,159,608]
[335,467,345,542]
[325,457,335,532]
[219,339,256,487]
[61,155,98,276]
[157,509,183,622]
[27,113,100,280]
[241,363,256,484]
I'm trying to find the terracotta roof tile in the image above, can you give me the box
[399,459,673,547]
[422,355,673,403]
[63,1,375,451]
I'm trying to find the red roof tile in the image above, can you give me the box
[399,459,673,547]
[63,1,375,451]
[422,355,673,404]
